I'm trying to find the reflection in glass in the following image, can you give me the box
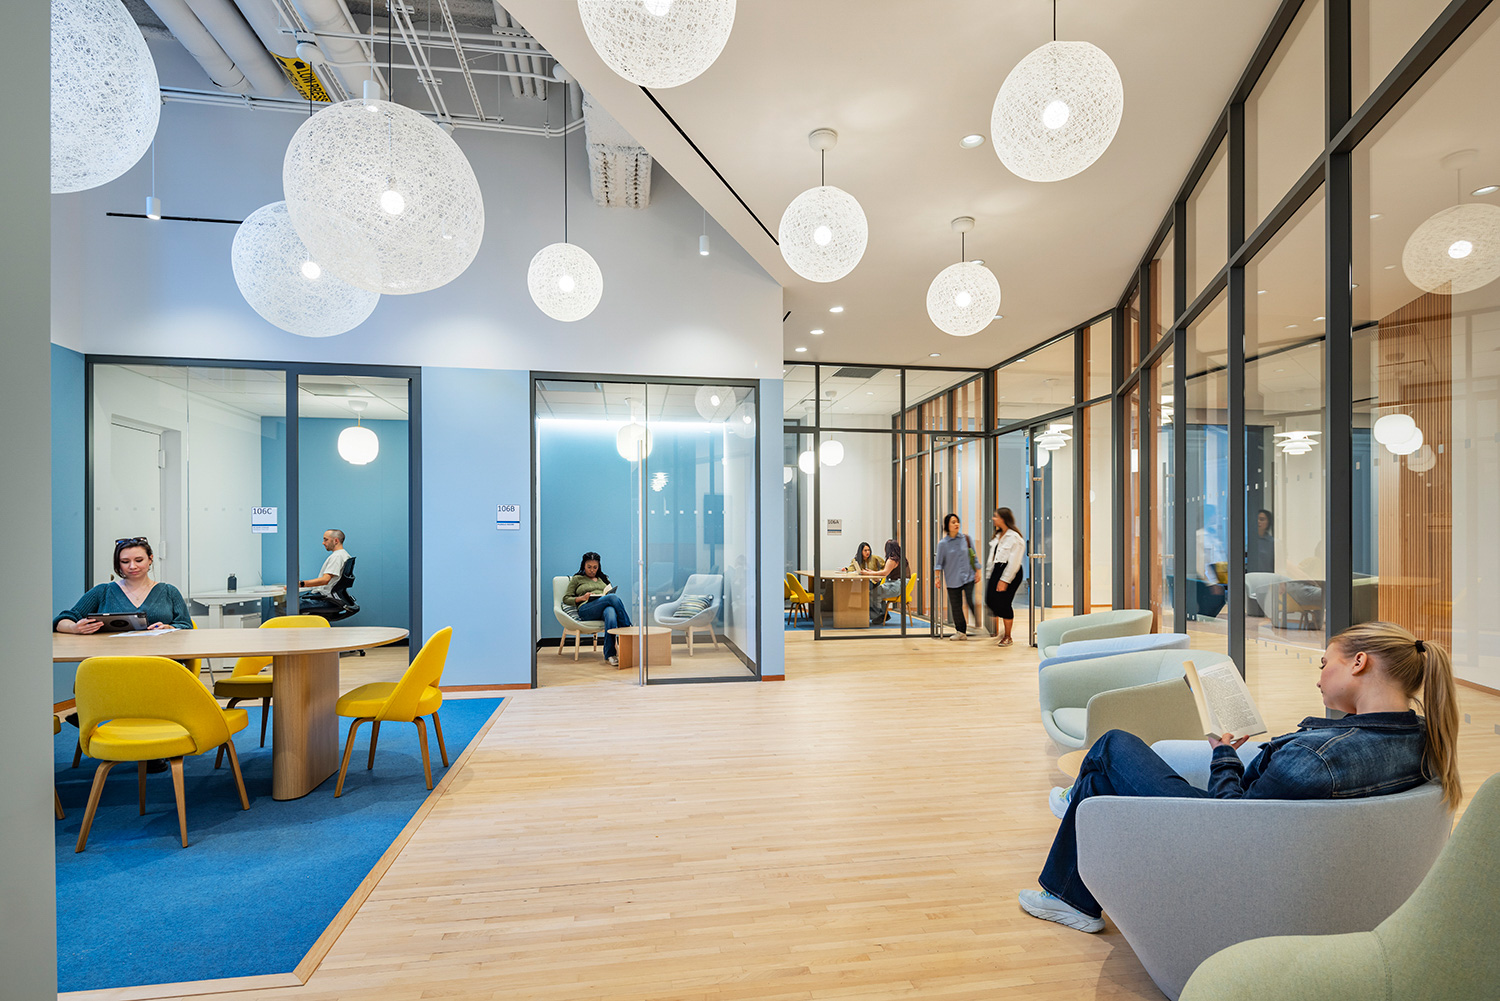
[1186,296,1230,653]
[1188,140,1228,297]
[1148,350,1174,631]
[1152,231,1176,343]
[1083,402,1113,610]
[996,335,1073,426]
[1083,314,1114,400]
[1246,0,1324,228]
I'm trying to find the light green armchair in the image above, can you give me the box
[1038,648,1232,750]
[1035,609,1154,659]
[1180,773,1498,1001]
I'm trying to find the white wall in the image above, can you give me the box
[90,366,264,599]
[812,432,894,571]
[50,80,782,378]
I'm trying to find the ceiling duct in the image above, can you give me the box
[582,91,652,209]
[143,0,289,96]
[831,366,884,380]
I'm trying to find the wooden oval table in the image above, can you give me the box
[54,626,408,800]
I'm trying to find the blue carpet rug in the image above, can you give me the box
[53,697,503,992]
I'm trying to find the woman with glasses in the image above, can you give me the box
[53,537,192,634]
[563,552,632,666]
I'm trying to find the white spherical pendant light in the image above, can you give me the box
[926,217,1001,336]
[528,242,604,321]
[1401,202,1500,295]
[991,40,1124,182]
[819,439,844,466]
[1372,413,1416,447]
[50,0,161,193]
[729,400,757,438]
[779,129,868,283]
[338,402,380,465]
[578,0,736,88]
[616,422,654,461]
[783,465,794,484]
[695,385,736,421]
[283,98,484,294]
[1387,425,1424,456]
[231,202,379,338]
[797,449,816,474]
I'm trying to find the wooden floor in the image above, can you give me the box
[148,629,1500,1001]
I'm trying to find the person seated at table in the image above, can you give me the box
[845,541,881,573]
[54,537,190,634]
[863,539,905,626]
[297,529,351,614]
[564,551,632,666]
[1018,620,1459,934]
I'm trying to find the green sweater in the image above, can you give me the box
[55,581,193,630]
[563,574,613,608]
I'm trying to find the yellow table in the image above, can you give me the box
[55,626,407,800]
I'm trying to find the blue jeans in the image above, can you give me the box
[1039,730,1210,917]
[577,594,631,657]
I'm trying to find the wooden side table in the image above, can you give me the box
[608,626,672,669]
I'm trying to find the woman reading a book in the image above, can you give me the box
[564,551,632,667]
[1019,621,1461,933]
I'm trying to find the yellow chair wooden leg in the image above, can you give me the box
[215,745,224,770]
[72,741,82,769]
[432,712,449,767]
[76,761,117,853]
[259,697,270,747]
[55,788,65,821]
[413,717,433,790]
[335,718,368,797]
[367,721,381,770]
[223,741,249,810]
[169,757,188,847]
[138,761,148,816]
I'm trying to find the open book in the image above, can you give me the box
[1183,660,1268,739]
[602,583,617,595]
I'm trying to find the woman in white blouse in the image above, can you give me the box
[984,507,1025,646]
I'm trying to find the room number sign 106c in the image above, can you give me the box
[496,504,521,531]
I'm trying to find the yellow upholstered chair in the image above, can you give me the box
[213,614,329,748]
[785,573,814,623]
[54,715,66,820]
[73,655,250,852]
[885,575,919,616]
[334,627,453,797]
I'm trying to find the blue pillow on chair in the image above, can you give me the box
[672,595,712,618]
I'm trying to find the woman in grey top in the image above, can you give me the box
[934,513,978,639]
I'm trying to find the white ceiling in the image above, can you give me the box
[119,365,410,419]
[503,0,1282,369]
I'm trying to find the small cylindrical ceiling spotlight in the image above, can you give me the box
[145,196,161,220]
[700,233,710,256]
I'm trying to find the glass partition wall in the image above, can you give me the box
[86,360,420,672]
[534,377,761,683]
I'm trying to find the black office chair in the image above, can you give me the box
[303,557,362,651]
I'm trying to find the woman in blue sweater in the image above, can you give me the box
[54,537,191,633]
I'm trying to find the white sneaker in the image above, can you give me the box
[949,632,969,641]
[1049,785,1072,819]
[1017,889,1104,933]
[607,655,619,666]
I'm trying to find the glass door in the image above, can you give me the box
[1030,419,1076,639]
[993,427,1032,641]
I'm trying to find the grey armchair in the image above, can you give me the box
[1075,748,1452,1000]
[653,573,723,656]
[1039,648,1232,750]
[1035,608,1154,658]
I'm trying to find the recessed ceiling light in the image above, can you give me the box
[1352,283,1360,288]
[971,259,984,265]
[866,391,874,395]
[994,314,1004,320]
[1256,289,1267,294]
[1275,368,1285,373]
[795,346,807,353]
[929,352,941,358]
[960,134,984,149]
[1286,323,1299,328]
[1473,184,1500,196]
[810,328,824,335]
[1370,213,1382,220]
[1384,264,1396,269]
[1314,315,1325,321]
[829,305,844,313]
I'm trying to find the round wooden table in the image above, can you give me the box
[607,626,672,670]
[54,626,407,800]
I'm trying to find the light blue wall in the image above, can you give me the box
[420,367,531,687]
[261,417,411,631]
[759,379,785,676]
[51,344,85,703]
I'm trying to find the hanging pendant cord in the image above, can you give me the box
[150,140,156,198]
[961,231,965,263]
[1053,0,1057,41]
[562,96,569,243]
[820,149,826,187]
[387,0,394,102]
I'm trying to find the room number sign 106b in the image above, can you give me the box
[496,504,521,531]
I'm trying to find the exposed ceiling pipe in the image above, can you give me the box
[143,0,256,94]
[181,0,289,95]
[285,0,383,99]
[492,2,524,100]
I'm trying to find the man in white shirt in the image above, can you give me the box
[298,529,351,613]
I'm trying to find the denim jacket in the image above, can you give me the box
[1208,711,1429,800]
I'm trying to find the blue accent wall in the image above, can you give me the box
[758,379,785,676]
[261,417,410,631]
[420,367,530,686]
[51,344,85,702]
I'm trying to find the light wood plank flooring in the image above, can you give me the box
[168,629,1500,1001]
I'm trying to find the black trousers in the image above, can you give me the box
[946,582,974,634]
[985,563,1022,620]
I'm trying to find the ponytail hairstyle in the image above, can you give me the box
[1330,621,1461,808]
[577,552,611,587]
[996,507,1020,537]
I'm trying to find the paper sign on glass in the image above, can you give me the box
[251,506,278,534]
[496,504,521,531]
